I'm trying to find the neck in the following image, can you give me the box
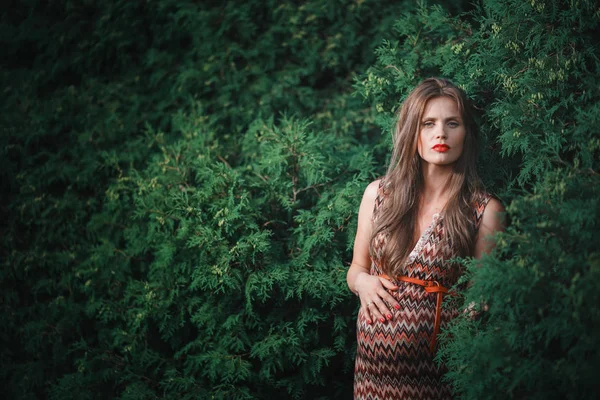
[420,162,455,206]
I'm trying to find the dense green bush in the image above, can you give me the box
[2,0,599,399]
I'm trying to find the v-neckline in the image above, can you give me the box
[406,212,442,265]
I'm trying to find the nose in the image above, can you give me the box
[435,125,447,139]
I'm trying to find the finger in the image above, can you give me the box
[370,298,389,323]
[379,277,399,291]
[377,288,400,314]
[361,302,373,325]
[365,299,384,324]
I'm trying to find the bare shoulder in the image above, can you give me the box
[363,179,382,201]
[481,197,505,233]
[356,179,382,226]
[486,197,504,212]
[474,197,506,257]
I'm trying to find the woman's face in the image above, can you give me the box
[417,96,466,167]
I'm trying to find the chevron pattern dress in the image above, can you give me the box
[353,181,491,400]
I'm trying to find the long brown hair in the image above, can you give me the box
[370,77,483,275]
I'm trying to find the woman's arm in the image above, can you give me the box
[347,180,400,324]
[346,180,379,295]
[473,198,506,258]
[466,198,506,318]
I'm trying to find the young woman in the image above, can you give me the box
[347,78,505,399]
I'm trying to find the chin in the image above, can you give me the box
[435,158,457,166]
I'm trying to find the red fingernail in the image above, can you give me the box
[386,314,392,320]
[367,320,372,325]
[394,304,400,310]
[379,317,385,323]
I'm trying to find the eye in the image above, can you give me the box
[422,121,434,128]
[447,121,460,128]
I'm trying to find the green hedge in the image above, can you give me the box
[2,0,599,399]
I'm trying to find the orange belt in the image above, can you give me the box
[380,274,455,353]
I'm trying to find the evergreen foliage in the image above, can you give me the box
[2,0,599,398]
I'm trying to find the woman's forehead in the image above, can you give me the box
[422,96,461,117]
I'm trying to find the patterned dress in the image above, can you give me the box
[353,181,491,400]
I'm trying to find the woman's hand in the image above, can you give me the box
[464,300,489,320]
[354,272,400,324]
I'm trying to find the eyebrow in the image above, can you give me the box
[421,115,462,121]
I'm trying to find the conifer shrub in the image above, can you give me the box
[80,113,378,399]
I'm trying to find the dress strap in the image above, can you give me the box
[473,192,493,234]
[371,178,387,221]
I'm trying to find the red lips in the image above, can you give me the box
[432,144,450,152]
